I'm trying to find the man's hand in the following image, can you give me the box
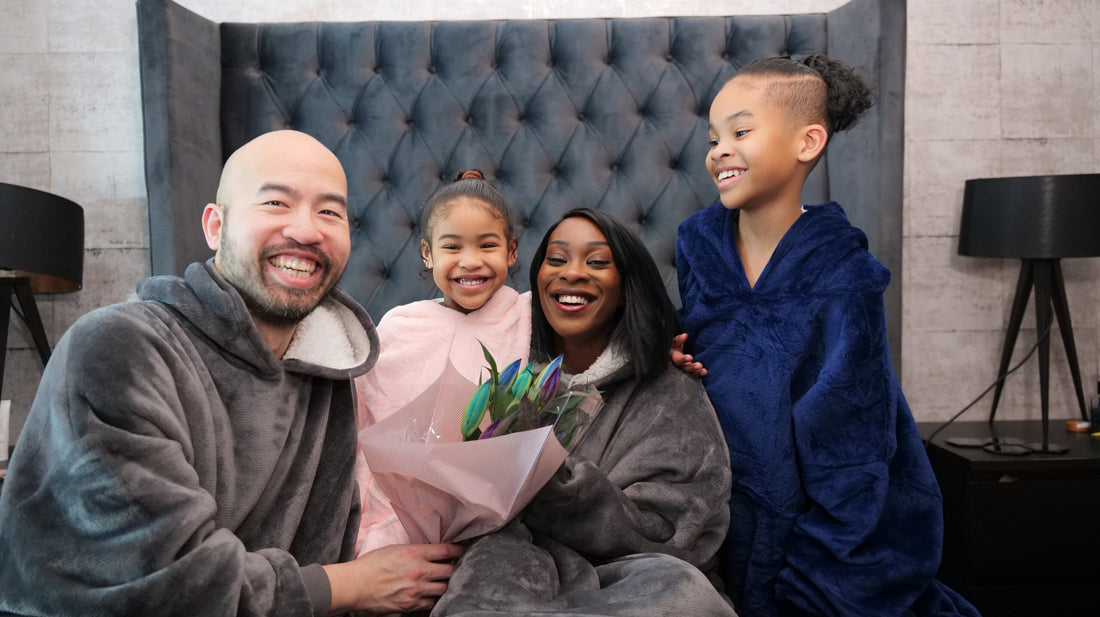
[670,333,707,377]
[324,542,465,614]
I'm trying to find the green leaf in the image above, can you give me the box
[479,341,500,388]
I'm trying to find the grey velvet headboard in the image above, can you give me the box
[136,0,905,365]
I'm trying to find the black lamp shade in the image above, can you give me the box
[0,182,84,292]
[958,174,1100,259]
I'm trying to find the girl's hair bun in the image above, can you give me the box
[799,53,873,133]
[455,169,485,181]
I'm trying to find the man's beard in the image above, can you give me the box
[218,230,338,328]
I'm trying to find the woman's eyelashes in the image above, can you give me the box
[544,254,612,268]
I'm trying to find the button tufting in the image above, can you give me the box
[669,159,678,169]
[428,64,436,74]
[577,112,585,121]
[495,169,503,179]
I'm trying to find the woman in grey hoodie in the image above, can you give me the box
[432,208,735,617]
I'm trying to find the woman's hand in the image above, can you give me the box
[670,333,707,377]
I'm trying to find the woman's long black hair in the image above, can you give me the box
[529,208,681,381]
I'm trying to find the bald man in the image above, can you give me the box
[0,131,462,616]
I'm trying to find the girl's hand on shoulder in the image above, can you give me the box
[670,333,707,377]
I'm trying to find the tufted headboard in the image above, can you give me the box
[137,0,905,365]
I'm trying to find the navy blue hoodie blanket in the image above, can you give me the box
[676,202,981,617]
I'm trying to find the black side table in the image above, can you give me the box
[919,420,1100,617]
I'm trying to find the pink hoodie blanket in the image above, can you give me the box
[353,287,531,554]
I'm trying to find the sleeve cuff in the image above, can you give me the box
[300,563,332,617]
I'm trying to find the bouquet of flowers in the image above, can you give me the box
[358,344,601,544]
[460,344,595,449]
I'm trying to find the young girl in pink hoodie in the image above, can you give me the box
[353,170,531,554]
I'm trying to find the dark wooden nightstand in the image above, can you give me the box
[919,420,1100,617]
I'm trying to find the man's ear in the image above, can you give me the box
[420,239,433,268]
[202,203,224,251]
[797,123,828,163]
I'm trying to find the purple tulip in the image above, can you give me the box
[529,355,563,403]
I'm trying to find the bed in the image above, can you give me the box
[136,0,905,363]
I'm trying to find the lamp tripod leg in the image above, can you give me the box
[0,281,11,403]
[12,278,51,366]
[1048,261,1090,422]
[1032,262,1069,454]
[990,262,1033,422]
[1034,262,1053,450]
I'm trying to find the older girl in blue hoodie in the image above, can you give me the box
[676,55,981,617]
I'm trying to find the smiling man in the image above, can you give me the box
[0,130,462,617]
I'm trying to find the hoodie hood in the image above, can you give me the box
[137,260,379,380]
[678,202,889,301]
[767,202,890,295]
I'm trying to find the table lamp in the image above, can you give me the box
[957,173,1100,454]
[0,182,84,404]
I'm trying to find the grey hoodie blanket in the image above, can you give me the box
[0,261,378,617]
[431,352,736,617]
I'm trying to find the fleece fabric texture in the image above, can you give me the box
[677,202,981,617]
[431,351,735,617]
[352,286,531,554]
[0,261,378,617]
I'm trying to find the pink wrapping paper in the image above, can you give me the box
[358,360,569,544]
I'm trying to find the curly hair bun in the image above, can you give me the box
[799,53,873,133]
[456,169,485,181]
